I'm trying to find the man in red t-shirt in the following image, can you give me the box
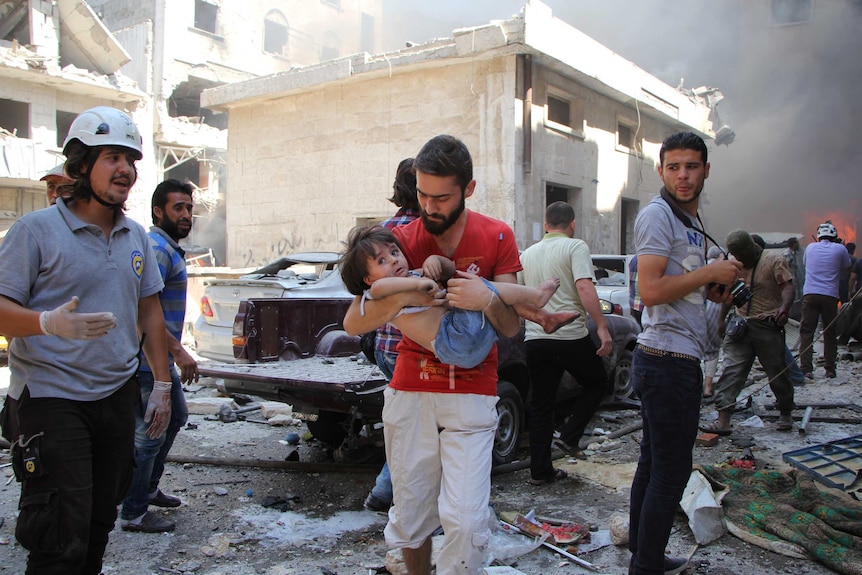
[344,135,521,575]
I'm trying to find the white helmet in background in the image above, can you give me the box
[62,106,143,160]
[817,222,838,240]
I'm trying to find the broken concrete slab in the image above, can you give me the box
[558,459,637,492]
[259,401,294,418]
[266,414,301,426]
[186,397,237,415]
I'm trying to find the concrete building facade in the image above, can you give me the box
[0,0,143,236]
[202,1,723,266]
[88,0,384,264]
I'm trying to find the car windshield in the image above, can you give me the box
[593,257,628,286]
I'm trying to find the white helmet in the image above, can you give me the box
[62,106,143,159]
[817,222,838,240]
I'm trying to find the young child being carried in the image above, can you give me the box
[340,225,578,369]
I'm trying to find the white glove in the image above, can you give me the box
[144,380,172,439]
[39,297,116,339]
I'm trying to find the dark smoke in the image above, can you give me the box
[381,0,862,244]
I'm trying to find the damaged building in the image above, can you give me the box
[0,0,143,237]
[201,0,731,265]
[86,0,384,264]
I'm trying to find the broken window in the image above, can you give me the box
[0,0,30,45]
[0,98,30,138]
[263,10,288,56]
[56,111,76,148]
[168,79,227,129]
[772,0,811,25]
[194,0,218,34]
[320,31,340,61]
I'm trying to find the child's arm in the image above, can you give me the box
[422,255,456,284]
[369,275,439,300]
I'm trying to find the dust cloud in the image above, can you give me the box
[380,0,862,245]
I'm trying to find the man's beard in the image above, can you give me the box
[669,185,703,205]
[421,196,465,236]
[158,216,191,241]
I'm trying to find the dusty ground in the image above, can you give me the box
[2,344,861,575]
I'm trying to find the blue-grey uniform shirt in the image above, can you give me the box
[0,200,164,401]
[634,195,707,359]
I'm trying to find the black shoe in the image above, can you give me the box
[663,556,689,575]
[149,489,181,508]
[629,555,689,575]
[120,511,176,533]
[826,369,837,378]
[363,493,391,513]
[552,438,587,460]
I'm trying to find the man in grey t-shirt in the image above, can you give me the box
[0,107,172,574]
[627,132,740,575]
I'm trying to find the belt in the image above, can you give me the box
[635,344,698,363]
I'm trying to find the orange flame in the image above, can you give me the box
[802,212,856,244]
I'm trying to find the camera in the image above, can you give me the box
[729,279,753,308]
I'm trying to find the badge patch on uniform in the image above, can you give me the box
[131,250,144,277]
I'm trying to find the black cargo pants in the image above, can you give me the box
[14,377,137,575]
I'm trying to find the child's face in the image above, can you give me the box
[364,242,409,285]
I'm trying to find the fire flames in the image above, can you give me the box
[803,212,857,245]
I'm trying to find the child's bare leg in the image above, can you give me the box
[514,303,580,334]
[494,278,560,308]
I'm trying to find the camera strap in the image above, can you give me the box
[741,252,761,315]
[659,187,726,258]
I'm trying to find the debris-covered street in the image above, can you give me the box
[2,342,861,575]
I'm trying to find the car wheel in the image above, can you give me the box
[306,411,359,447]
[493,380,524,466]
[612,348,635,400]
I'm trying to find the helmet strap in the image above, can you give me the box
[82,156,122,209]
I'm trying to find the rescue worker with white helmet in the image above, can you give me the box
[0,106,173,574]
[798,220,852,379]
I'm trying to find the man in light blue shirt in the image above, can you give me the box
[799,222,852,378]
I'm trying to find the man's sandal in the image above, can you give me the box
[527,468,568,486]
[698,420,732,436]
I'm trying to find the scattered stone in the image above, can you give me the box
[696,433,720,447]
[175,560,202,572]
[285,431,301,445]
[213,486,229,496]
[259,401,294,419]
[267,413,301,426]
[186,397,237,415]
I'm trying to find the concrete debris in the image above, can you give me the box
[199,533,242,558]
[186,397,238,415]
[695,433,720,447]
[608,513,629,546]
[266,414,302,426]
[175,560,202,572]
[259,401,294,418]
